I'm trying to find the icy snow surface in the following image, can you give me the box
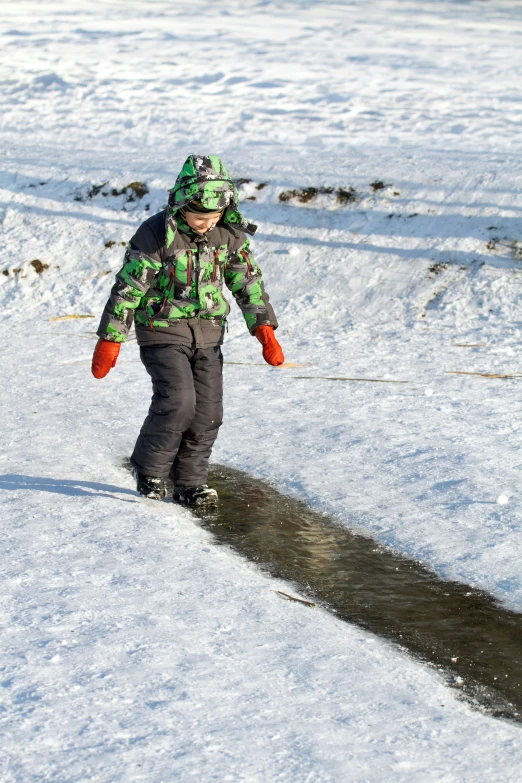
[2,0,522,780]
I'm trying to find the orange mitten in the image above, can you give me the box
[254,325,285,367]
[91,339,121,379]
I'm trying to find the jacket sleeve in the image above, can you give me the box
[96,245,162,343]
[224,237,278,335]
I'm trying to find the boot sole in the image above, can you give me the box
[139,491,166,501]
[173,494,218,507]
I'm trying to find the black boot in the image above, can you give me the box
[173,484,218,506]
[133,469,167,500]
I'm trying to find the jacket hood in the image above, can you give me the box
[167,154,257,238]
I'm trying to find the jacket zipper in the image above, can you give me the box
[241,249,251,276]
[187,250,192,286]
[212,250,219,282]
[149,265,175,328]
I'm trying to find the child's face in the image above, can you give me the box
[184,210,223,234]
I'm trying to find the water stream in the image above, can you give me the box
[183,464,522,723]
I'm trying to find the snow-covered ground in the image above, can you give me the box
[2,0,522,780]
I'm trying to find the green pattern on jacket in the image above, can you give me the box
[97,155,277,344]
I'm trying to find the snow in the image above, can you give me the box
[2,0,522,779]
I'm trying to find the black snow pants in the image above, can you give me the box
[130,344,223,487]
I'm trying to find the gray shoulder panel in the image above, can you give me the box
[129,210,167,258]
[211,223,246,250]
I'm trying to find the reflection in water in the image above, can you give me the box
[189,465,522,723]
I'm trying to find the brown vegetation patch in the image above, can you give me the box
[279,185,357,205]
[104,240,128,249]
[486,237,522,260]
[30,259,50,274]
[336,187,358,204]
[75,181,149,204]
[428,263,448,277]
[370,180,391,192]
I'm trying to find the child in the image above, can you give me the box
[92,154,284,505]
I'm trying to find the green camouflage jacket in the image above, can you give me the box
[97,155,278,347]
